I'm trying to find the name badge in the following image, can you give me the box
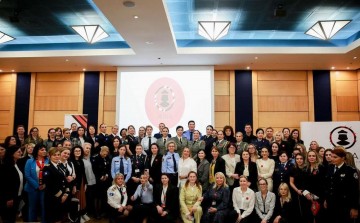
[212,201,216,206]
[135,169,140,173]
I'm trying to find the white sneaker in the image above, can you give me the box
[82,214,90,222]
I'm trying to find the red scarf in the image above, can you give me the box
[36,159,45,185]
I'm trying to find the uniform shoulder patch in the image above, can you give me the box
[109,192,114,196]
[354,173,359,179]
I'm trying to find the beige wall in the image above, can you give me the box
[29,72,84,138]
[331,70,360,121]
[0,73,16,141]
[252,71,314,132]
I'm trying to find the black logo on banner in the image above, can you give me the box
[330,126,356,149]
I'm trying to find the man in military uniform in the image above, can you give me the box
[324,148,359,223]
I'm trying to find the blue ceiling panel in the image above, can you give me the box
[166,0,360,47]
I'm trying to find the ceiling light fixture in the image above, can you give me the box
[305,20,351,40]
[71,25,109,44]
[198,21,231,41]
[0,31,15,44]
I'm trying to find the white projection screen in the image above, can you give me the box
[116,66,214,135]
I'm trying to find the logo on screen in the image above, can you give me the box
[329,126,357,149]
[145,77,185,128]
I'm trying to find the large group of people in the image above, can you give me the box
[0,121,359,223]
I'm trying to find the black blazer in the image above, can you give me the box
[2,163,22,202]
[153,184,178,216]
[43,163,69,202]
[131,154,147,178]
[145,154,163,185]
[92,155,112,182]
[234,161,258,191]
[71,158,87,190]
[211,157,226,176]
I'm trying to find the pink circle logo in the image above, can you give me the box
[145,77,185,128]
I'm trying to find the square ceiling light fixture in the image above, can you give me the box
[71,25,109,44]
[198,21,231,41]
[305,20,351,40]
[0,31,15,44]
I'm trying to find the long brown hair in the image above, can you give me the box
[184,171,201,190]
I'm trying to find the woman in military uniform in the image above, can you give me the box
[43,147,70,223]
[324,148,359,223]
[107,173,130,222]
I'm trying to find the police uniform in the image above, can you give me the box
[111,156,132,183]
[325,163,359,223]
[43,162,70,223]
[128,154,147,195]
[107,184,128,217]
[161,151,180,186]
[272,161,294,193]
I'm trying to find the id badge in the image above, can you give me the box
[212,201,216,206]
[135,169,140,173]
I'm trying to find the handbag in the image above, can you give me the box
[311,200,320,216]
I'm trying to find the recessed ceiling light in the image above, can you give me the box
[11,70,15,72]
[246,66,250,70]
[255,57,258,60]
[346,67,350,70]
[145,41,154,45]
[134,15,139,19]
[0,70,2,72]
[65,59,69,62]
[354,56,358,59]
[331,66,335,69]
[82,68,86,71]
[123,1,135,7]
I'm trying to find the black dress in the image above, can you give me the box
[273,197,295,223]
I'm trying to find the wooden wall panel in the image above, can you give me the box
[214,71,231,130]
[257,71,307,81]
[258,96,309,111]
[335,71,358,81]
[35,82,79,96]
[214,81,229,95]
[0,111,10,125]
[253,71,311,131]
[214,71,230,80]
[331,70,359,121]
[258,81,308,96]
[336,81,358,96]
[30,72,83,137]
[336,96,359,112]
[337,112,360,121]
[99,72,117,133]
[0,73,16,141]
[214,96,230,112]
[215,112,229,130]
[0,96,11,111]
[258,112,308,128]
[36,72,82,82]
[34,96,78,110]
[104,96,116,111]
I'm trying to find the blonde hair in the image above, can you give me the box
[113,173,125,186]
[278,182,291,202]
[213,172,228,189]
[100,146,109,153]
[182,147,192,158]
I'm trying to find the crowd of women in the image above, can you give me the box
[0,121,359,223]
